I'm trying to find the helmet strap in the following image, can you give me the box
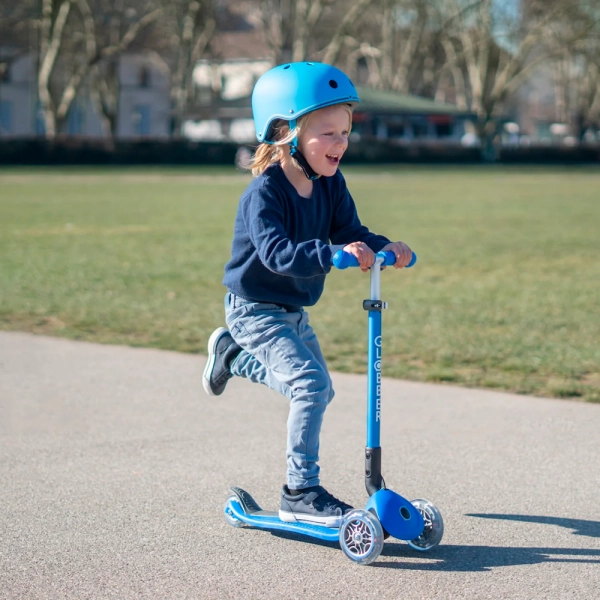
[289,146,320,181]
[288,119,319,180]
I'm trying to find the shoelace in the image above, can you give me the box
[313,489,350,512]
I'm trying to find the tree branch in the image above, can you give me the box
[321,0,372,65]
[393,2,428,94]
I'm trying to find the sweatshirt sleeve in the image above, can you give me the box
[241,187,333,278]
[328,174,391,251]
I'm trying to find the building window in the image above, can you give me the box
[435,123,452,137]
[0,100,13,134]
[133,105,151,136]
[139,66,150,88]
[412,120,428,138]
[387,119,406,138]
[428,115,454,138]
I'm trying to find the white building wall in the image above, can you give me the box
[186,58,271,141]
[0,54,36,137]
[81,101,106,137]
[116,54,171,138]
[193,59,271,100]
[0,52,171,139]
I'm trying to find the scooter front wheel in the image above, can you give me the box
[406,498,444,551]
[224,495,247,528]
[339,509,384,565]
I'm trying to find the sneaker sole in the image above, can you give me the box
[278,509,343,528]
[202,327,229,396]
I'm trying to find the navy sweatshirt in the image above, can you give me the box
[223,163,391,308]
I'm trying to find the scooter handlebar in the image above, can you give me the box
[332,250,417,270]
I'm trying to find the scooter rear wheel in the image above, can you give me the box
[224,495,247,528]
[339,509,384,565]
[406,498,444,551]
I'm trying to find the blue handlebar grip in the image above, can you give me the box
[332,250,355,269]
[333,250,417,269]
[381,251,397,266]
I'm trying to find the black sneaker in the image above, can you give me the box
[202,327,241,396]
[279,485,353,528]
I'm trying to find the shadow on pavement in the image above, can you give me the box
[267,530,339,548]
[265,515,600,572]
[377,543,600,571]
[466,513,600,538]
[258,531,600,571]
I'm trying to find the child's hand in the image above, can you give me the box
[343,242,375,272]
[381,241,413,269]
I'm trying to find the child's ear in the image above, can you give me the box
[271,121,290,143]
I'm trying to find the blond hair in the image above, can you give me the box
[249,104,353,177]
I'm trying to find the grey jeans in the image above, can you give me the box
[224,292,334,489]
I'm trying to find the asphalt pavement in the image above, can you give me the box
[1,331,599,599]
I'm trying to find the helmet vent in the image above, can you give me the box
[283,65,290,69]
[329,79,338,89]
[307,62,314,66]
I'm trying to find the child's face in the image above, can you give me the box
[298,105,351,177]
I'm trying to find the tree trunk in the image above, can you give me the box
[475,114,499,162]
[393,2,427,94]
[171,0,215,137]
[38,0,72,139]
[440,36,467,109]
[292,0,323,62]
[380,0,393,89]
[172,1,201,138]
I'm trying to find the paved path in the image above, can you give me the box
[1,331,599,599]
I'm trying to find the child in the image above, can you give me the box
[203,62,413,528]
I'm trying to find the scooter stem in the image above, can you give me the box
[365,256,385,496]
[332,249,416,497]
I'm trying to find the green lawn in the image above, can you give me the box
[1,165,599,402]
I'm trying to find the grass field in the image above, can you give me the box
[1,165,599,403]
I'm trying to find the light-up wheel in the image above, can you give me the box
[224,495,247,528]
[406,498,444,551]
[339,509,384,565]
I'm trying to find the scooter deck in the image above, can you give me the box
[226,487,340,542]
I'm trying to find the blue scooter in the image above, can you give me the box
[223,250,444,565]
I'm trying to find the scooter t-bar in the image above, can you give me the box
[333,250,417,496]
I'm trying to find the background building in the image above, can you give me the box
[0,51,171,139]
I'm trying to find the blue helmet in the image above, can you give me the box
[252,62,360,143]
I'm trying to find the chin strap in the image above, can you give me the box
[288,119,320,180]
[289,146,320,180]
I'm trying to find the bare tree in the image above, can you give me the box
[319,0,372,65]
[37,0,73,137]
[250,0,332,64]
[35,0,162,138]
[247,0,374,66]
[165,0,216,137]
[345,42,382,86]
[376,0,429,93]
[576,48,600,136]
[325,0,442,97]
[87,1,172,138]
[436,33,468,108]
[0,3,36,79]
[292,0,327,61]
[433,0,585,158]
[544,2,600,138]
